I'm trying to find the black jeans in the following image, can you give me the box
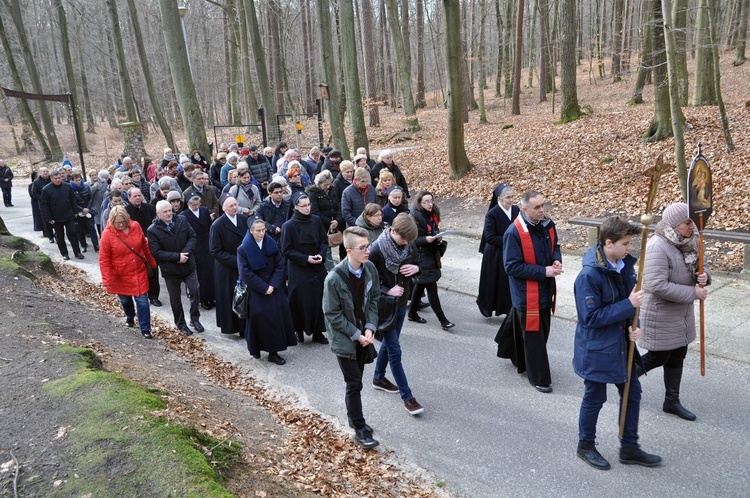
[148,265,161,301]
[51,220,80,257]
[75,216,99,250]
[337,355,367,430]
[642,345,688,371]
[164,271,200,328]
[409,282,447,322]
[1,186,11,206]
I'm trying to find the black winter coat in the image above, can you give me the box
[369,232,419,308]
[307,185,341,230]
[371,161,409,198]
[476,204,520,317]
[256,198,291,242]
[209,214,249,335]
[147,216,197,279]
[411,208,441,284]
[126,202,157,235]
[0,165,13,187]
[40,182,80,223]
[180,207,215,303]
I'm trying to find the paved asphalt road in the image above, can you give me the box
[3,185,749,497]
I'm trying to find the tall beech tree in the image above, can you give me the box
[339,0,368,150]
[385,0,421,131]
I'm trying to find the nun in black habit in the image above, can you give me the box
[280,192,329,344]
[209,195,249,336]
[477,183,520,317]
[180,192,216,309]
[238,219,297,364]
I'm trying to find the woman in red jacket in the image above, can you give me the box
[99,206,157,338]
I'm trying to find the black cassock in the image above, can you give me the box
[180,206,215,303]
[476,204,520,317]
[237,234,297,356]
[209,213,249,335]
[280,212,328,336]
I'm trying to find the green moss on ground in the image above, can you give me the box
[45,346,240,497]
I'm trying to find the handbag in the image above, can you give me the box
[232,280,249,318]
[377,294,400,333]
[356,342,378,364]
[437,239,448,257]
[327,226,343,247]
[114,233,154,278]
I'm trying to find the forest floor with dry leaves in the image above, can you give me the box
[2,55,749,496]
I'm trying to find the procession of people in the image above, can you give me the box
[11,143,713,460]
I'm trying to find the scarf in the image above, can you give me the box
[69,181,85,192]
[291,210,318,245]
[164,153,176,163]
[377,227,413,274]
[654,221,699,271]
[241,232,280,272]
[424,209,440,235]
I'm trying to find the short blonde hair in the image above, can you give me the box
[108,205,130,226]
[343,226,369,249]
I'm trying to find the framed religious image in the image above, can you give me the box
[687,145,713,229]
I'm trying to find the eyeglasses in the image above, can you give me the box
[421,199,434,205]
[354,244,371,252]
[113,219,128,226]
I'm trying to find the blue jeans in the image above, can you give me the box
[578,368,642,446]
[373,305,413,401]
[118,293,151,332]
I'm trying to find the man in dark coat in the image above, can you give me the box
[573,216,662,470]
[281,192,329,344]
[147,200,203,336]
[246,146,274,199]
[478,184,520,317]
[31,167,54,242]
[209,196,249,336]
[238,219,297,364]
[0,159,13,207]
[256,182,291,243]
[500,190,561,393]
[40,169,83,260]
[125,187,161,306]
[182,171,220,219]
[321,149,343,178]
[180,193,216,310]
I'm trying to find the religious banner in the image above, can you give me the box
[687,143,713,230]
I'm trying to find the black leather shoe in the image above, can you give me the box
[141,330,153,339]
[74,253,84,259]
[179,326,194,336]
[251,352,261,359]
[268,352,286,365]
[663,400,696,421]
[149,299,162,307]
[126,318,135,328]
[81,246,87,253]
[577,441,611,470]
[353,428,379,450]
[201,302,214,310]
[190,320,205,333]
[417,301,430,310]
[348,420,374,434]
[62,255,70,260]
[295,331,304,343]
[620,445,662,467]
[408,314,427,324]
[312,335,329,345]
[441,321,456,331]
[535,385,553,393]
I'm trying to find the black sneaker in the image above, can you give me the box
[81,246,87,253]
[348,420,373,434]
[126,318,135,328]
[149,299,162,307]
[179,325,194,336]
[74,253,84,260]
[620,445,662,467]
[373,378,400,394]
[353,428,379,450]
[141,330,153,339]
[62,255,70,260]
[190,320,205,333]
[577,441,611,470]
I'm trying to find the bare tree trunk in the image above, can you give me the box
[706,0,735,152]
[495,0,504,97]
[559,0,582,123]
[504,0,514,97]
[511,0,525,114]
[157,0,209,155]
[643,0,674,142]
[4,0,62,159]
[54,0,88,153]
[692,0,717,105]
[238,0,259,122]
[361,0,381,125]
[247,0,279,142]
[630,4,653,104]
[401,0,412,77]
[0,13,51,158]
[477,0,488,122]
[385,0,421,131]
[125,0,175,151]
[73,7,96,134]
[539,0,550,100]
[223,8,233,123]
[416,0,427,108]
[317,0,349,155]
[301,0,315,112]
[105,0,138,123]
[268,0,286,115]
[339,0,369,150]
[443,0,473,178]
[734,0,749,65]
[227,1,242,124]
[612,0,624,82]
[672,0,689,105]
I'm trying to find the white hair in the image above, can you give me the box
[155,200,171,212]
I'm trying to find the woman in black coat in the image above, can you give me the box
[181,193,216,309]
[209,196,249,336]
[281,193,329,344]
[307,170,341,270]
[238,219,298,364]
[408,191,455,330]
[28,171,44,231]
[476,184,519,317]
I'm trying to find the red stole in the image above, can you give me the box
[514,216,557,332]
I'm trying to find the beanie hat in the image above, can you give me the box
[661,203,690,228]
[352,154,368,164]
[166,191,182,202]
[226,152,239,163]
[386,185,403,197]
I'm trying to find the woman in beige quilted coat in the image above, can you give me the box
[638,203,709,421]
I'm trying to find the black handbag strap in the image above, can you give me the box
[114,232,151,269]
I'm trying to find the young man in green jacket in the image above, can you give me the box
[323,226,381,450]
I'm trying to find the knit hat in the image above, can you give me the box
[226,152,239,163]
[167,191,182,202]
[386,185,403,197]
[184,191,201,204]
[352,153,368,164]
[240,148,250,156]
[661,202,690,228]
[291,191,308,206]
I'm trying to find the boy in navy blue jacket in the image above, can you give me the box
[573,216,662,470]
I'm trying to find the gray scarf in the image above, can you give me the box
[655,221,699,271]
[376,227,413,274]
